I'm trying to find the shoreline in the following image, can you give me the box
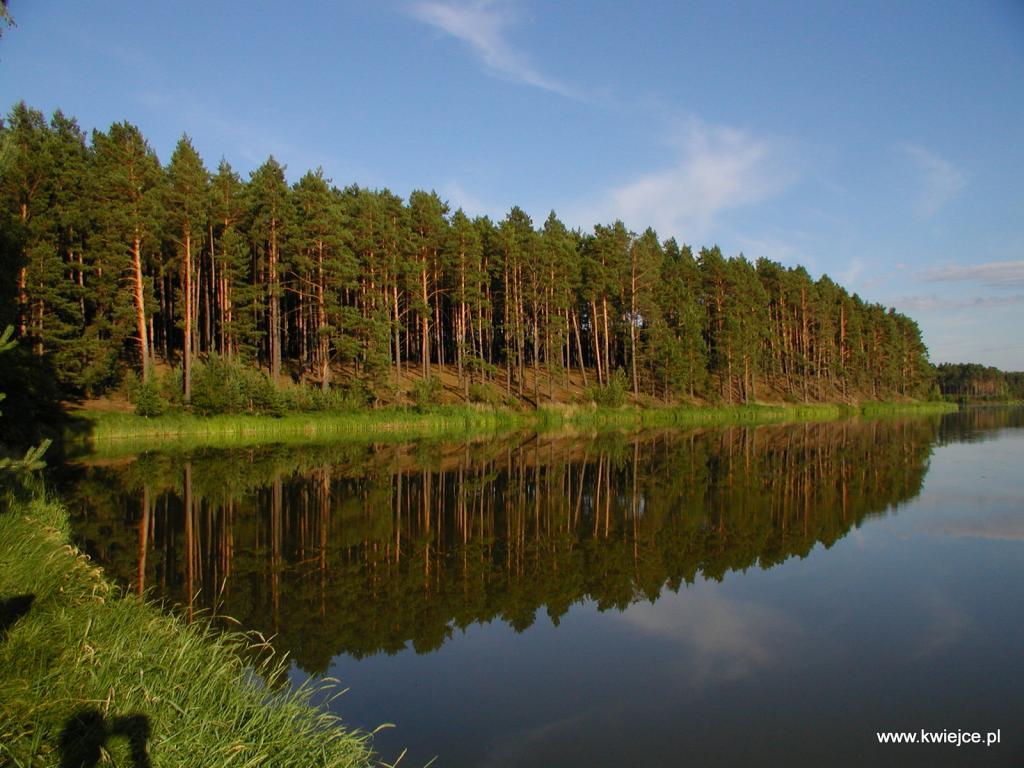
[65,401,958,450]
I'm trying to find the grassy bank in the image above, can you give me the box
[859,401,961,416]
[70,405,532,442]
[541,401,854,428]
[66,400,958,450]
[0,493,376,767]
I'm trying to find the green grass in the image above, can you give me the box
[540,401,855,429]
[65,400,958,453]
[0,493,377,768]
[858,401,959,416]
[67,405,532,445]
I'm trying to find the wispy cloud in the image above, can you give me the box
[902,145,966,217]
[837,256,865,288]
[891,294,1024,312]
[919,260,1024,289]
[568,121,793,242]
[734,235,816,273]
[136,88,310,172]
[410,0,576,98]
[440,180,493,218]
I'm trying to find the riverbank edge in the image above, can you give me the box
[0,492,376,767]
[66,401,958,448]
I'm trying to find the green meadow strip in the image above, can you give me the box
[858,401,959,417]
[66,401,958,453]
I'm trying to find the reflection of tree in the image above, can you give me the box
[936,406,1023,444]
[64,415,948,674]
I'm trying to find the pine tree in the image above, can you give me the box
[292,169,356,388]
[626,227,662,396]
[447,209,484,393]
[539,212,577,394]
[210,161,257,360]
[0,103,49,343]
[248,157,290,382]
[89,122,164,382]
[498,207,537,397]
[166,135,209,401]
[653,239,705,398]
[407,190,449,377]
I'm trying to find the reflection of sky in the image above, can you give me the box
[908,439,1024,542]
[612,582,800,689]
[315,426,1024,768]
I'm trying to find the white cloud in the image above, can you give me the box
[136,88,310,173]
[920,260,1024,289]
[837,256,865,288]
[440,180,493,218]
[902,145,966,217]
[410,0,576,98]
[568,121,792,242]
[734,235,816,272]
[892,294,1024,312]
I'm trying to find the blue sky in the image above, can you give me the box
[2,0,1023,368]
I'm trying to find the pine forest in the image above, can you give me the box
[0,103,936,413]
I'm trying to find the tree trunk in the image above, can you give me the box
[572,309,587,388]
[602,296,611,380]
[393,281,402,390]
[183,228,193,401]
[269,218,281,383]
[629,251,639,397]
[420,264,430,378]
[132,232,151,382]
[318,240,330,390]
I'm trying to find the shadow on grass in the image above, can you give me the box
[0,593,34,638]
[0,595,153,766]
[59,710,152,768]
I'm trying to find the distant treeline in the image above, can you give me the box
[935,363,1024,402]
[1,102,934,406]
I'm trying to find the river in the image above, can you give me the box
[62,408,1024,767]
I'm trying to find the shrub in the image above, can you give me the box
[128,374,167,417]
[279,380,370,413]
[467,382,504,408]
[585,368,629,408]
[190,355,284,416]
[412,375,443,411]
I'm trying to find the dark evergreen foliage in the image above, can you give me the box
[935,362,1024,401]
[1,102,937,406]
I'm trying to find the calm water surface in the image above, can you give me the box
[64,409,1024,767]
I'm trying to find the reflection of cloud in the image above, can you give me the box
[919,260,1024,289]
[902,144,966,217]
[891,294,1024,312]
[914,491,1024,540]
[913,591,975,660]
[482,713,588,768]
[409,0,578,98]
[922,516,1024,542]
[934,522,1024,541]
[569,121,793,242]
[615,582,797,686]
